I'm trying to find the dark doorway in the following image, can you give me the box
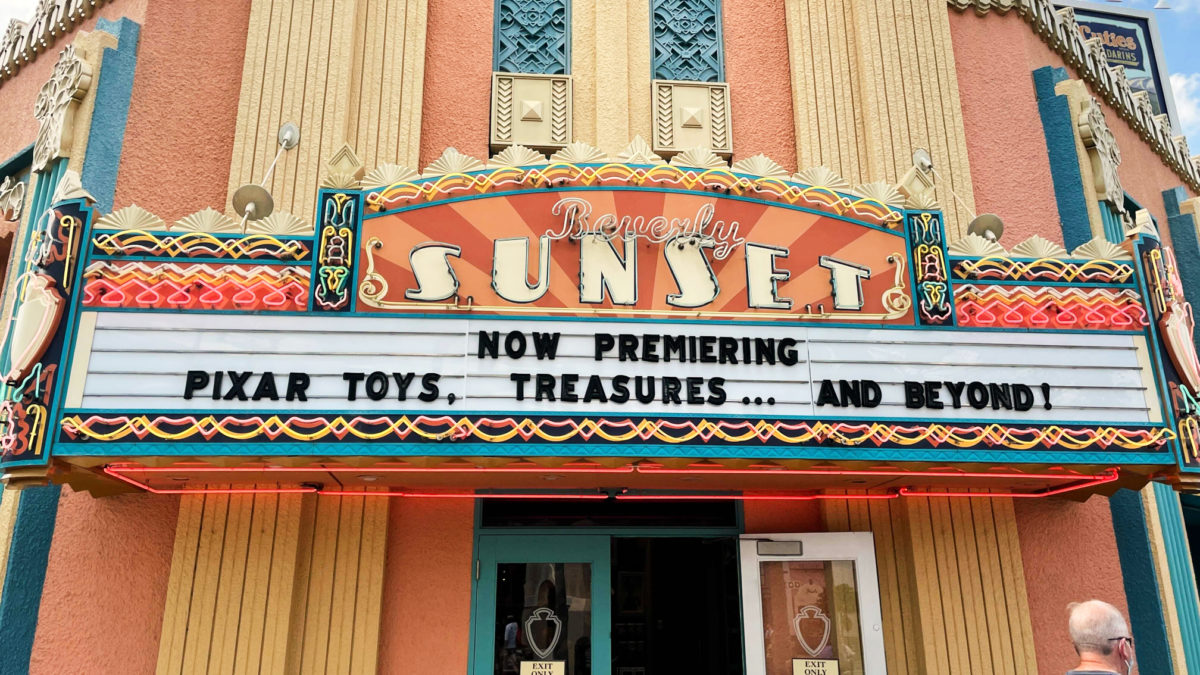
[611,538,743,675]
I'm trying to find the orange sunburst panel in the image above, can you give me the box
[359,189,910,322]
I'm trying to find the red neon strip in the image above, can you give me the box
[104,462,1106,483]
[897,468,1120,498]
[615,493,900,501]
[103,465,319,495]
[107,464,637,475]
[316,490,610,500]
[638,465,1106,482]
[101,464,1122,500]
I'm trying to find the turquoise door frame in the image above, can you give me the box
[470,534,613,675]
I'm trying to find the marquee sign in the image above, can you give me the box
[0,156,1192,483]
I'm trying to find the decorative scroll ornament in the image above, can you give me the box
[94,204,165,231]
[423,147,484,177]
[33,44,91,172]
[652,0,722,81]
[361,163,419,189]
[550,141,604,164]
[495,0,567,74]
[59,413,1173,450]
[908,212,953,325]
[1077,95,1124,210]
[956,285,1147,330]
[947,233,1006,257]
[1146,247,1200,392]
[489,145,546,168]
[82,261,309,312]
[617,136,664,164]
[5,273,63,384]
[247,211,311,236]
[1010,235,1069,259]
[174,207,239,233]
[669,146,727,170]
[314,193,356,310]
[948,0,1200,193]
[732,153,787,178]
[793,166,850,192]
[1071,237,1131,261]
[0,175,24,221]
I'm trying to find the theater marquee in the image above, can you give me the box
[1,153,1195,490]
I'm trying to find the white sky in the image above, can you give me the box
[0,0,30,30]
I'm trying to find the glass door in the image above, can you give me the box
[472,535,612,675]
[739,533,886,675]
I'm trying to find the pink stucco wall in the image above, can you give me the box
[1013,496,1130,674]
[112,0,251,222]
[0,0,148,165]
[28,488,178,674]
[420,0,492,169]
[377,499,475,673]
[949,10,1196,246]
[723,0,796,172]
[743,500,823,534]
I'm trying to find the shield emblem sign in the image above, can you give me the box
[5,273,64,385]
[524,607,563,660]
[792,605,832,657]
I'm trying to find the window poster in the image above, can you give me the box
[1067,6,1172,119]
[759,561,864,675]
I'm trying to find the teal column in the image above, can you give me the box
[1152,482,1200,669]
[1110,488,1175,673]
[0,485,60,675]
[1032,66,1093,251]
[0,18,140,672]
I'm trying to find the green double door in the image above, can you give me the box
[471,535,612,675]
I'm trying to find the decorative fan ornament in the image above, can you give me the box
[1010,235,1069,259]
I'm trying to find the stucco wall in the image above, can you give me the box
[949,10,1196,245]
[0,0,149,166]
[28,488,178,674]
[723,0,796,171]
[111,0,250,222]
[377,499,475,673]
[419,0,492,169]
[1014,496,1131,674]
[743,500,822,533]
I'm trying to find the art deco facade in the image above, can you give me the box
[0,0,1198,673]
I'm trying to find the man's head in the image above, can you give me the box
[1068,600,1134,673]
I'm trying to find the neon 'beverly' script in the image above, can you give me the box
[546,196,746,260]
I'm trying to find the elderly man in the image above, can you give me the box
[1067,600,1136,675]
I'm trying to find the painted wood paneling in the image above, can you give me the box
[825,493,1038,673]
[155,492,388,675]
[226,0,428,223]
[783,0,976,237]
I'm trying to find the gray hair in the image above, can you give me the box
[1068,599,1129,655]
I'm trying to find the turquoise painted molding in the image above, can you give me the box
[1111,487,1175,673]
[1033,66,1094,251]
[652,0,723,81]
[0,485,61,675]
[1100,201,1124,244]
[493,0,569,74]
[81,18,140,214]
[1152,481,1200,670]
[0,18,140,672]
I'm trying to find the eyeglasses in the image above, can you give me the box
[1108,636,1135,648]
